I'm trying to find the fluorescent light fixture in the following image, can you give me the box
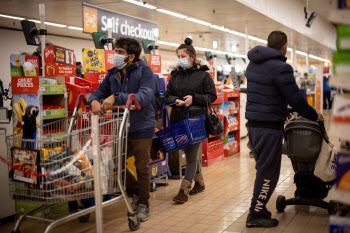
[248,35,267,44]
[0,14,24,20]
[296,50,308,56]
[68,26,83,31]
[156,9,186,19]
[45,22,67,27]
[123,0,157,9]
[29,19,41,23]
[210,25,230,32]
[287,60,292,63]
[186,17,211,26]
[309,54,331,63]
[228,30,246,38]
[287,48,293,52]
[29,19,67,27]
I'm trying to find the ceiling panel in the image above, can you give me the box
[0,0,334,63]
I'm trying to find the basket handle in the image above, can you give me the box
[163,103,190,127]
[126,93,141,110]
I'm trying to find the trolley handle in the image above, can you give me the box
[75,93,87,109]
[125,93,141,110]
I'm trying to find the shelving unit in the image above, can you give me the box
[223,86,240,157]
[202,84,225,167]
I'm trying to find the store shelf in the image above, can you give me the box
[40,85,66,95]
[209,132,223,139]
[228,124,239,132]
[328,187,350,206]
[42,108,66,120]
[228,109,239,115]
[224,141,239,157]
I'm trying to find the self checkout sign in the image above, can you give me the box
[82,3,158,41]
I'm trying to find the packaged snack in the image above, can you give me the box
[76,151,94,179]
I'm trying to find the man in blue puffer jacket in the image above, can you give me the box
[88,37,155,222]
[245,31,324,228]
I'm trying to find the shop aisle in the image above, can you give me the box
[0,123,333,233]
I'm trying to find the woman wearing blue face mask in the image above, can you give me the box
[165,37,217,204]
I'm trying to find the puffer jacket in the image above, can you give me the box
[88,59,156,139]
[165,58,217,133]
[245,46,318,129]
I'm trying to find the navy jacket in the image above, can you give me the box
[88,60,156,139]
[245,46,318,129]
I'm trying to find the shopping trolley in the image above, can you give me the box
[7,94,141,233]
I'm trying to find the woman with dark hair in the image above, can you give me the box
[165,38,217,204]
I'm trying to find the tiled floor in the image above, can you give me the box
[0,112,335,233]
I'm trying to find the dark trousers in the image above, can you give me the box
[183,143,202,182]
[125,137,152,207]
[248,127,283,215]
[323,91,332,110]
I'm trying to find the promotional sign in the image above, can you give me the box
[140,54,161,73]
[12,77,39,95]
[85,72,108,84]
[11,148,39,185]
[10,55,39,77]
[208,61,214,79]
[104,50,115,71]
[82,3,157,42]
[44,45,76,77]
[82,48,106,73]
[12,94,39,134]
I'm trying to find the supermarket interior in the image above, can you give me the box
[0,0,349,233]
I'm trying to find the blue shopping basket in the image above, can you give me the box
[156,103,207,153]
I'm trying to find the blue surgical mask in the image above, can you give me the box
[179,58,190,69]
[114,54,130,69]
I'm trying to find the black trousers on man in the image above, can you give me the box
[248,127,283,215]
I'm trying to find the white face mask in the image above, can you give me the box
[114,54,130,69]
[179,58,190,69]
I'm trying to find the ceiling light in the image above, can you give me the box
[248,36,267,44]
[210,25,230,32]
[213,41,218,49]
[296,50,308,56]
[29,19,41,23]
[228,30,246,38]
[0,14,24,20]
[123,0,157,9]
[29,19,67,27]
[186,18,211,26]
[309,54,330,63]
[287,60,292,63]
[68,26,83,31]
[45,22,66,27]
[156,9,186,19]
[287,48,293,52]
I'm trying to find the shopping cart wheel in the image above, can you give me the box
[128,217,141,231]
[276,195,286,212]
[78,213,90,223]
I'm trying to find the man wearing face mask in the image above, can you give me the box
[245,31,324,228]
[75,62,84,78]
[88,37,156,222]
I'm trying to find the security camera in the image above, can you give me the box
[306,12,317,28]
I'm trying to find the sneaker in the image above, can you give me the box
[246,213,278,228]
[263,208,272,219]
[131,195,138,212]
[136,204,150,222]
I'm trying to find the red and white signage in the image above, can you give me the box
[149,55,161,73]
[44,45,76,77]
[85,72,108,84]
[104,50,115,71]
[12,76,39,94]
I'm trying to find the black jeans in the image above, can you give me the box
[248,127,283,215]
[323,91,332,110]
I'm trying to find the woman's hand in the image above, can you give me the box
[183,95,193,107]
[175,99,185,107]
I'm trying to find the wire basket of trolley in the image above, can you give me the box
[6,94,142,233]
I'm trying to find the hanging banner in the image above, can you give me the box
[82,3,158,41]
